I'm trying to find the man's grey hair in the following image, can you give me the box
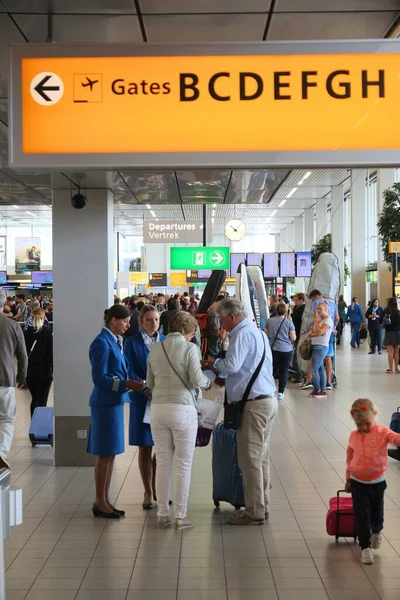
[218,298,248,318]
[0,290,6,308]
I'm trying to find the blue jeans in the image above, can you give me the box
[311,344,329,392]
[351,322,362,347]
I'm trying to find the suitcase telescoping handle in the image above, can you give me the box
[336,489,350,541]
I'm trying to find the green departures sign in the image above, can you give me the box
[170,247,230,270]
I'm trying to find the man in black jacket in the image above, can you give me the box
[291,293,306,383]
[159,297,180,335]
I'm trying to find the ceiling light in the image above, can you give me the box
[13,205,20,209]
[271,209,277,216]
[287,187,298,198]
[213,204,216,208]
[303,171,312,180]
[279,199,287,207]
[26,211,37,217]
[150,210,156,217]
[146,204,152,209]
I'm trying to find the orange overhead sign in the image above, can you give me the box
[9,42,400,168]
[129,272,148,285]
[170,272,186,287]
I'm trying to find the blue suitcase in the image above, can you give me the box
[212,423,245,510]
[390,406,400,434]
[29,407,54,447]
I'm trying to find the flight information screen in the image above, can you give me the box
[0,272,6,284]
[31,271,53,284]
[296,251,312,277]
[230,253,246,277]
[280,253,295,277]
[246,253,262,267]
[263,253,279,278]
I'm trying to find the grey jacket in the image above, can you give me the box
[0,313,28,387]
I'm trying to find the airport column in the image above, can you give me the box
[350,169,367,309]
[377,169,394,302]
[331,186,344,294]
[295,215,305,291]
[287,222,295,251]
[304,208,314,249]
[52,187,114,466]
[316,197,327,241]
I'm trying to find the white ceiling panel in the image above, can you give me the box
[275,0,400,11]
[1,1,136,13]
[140,0,272,13]
[0,14,25,97]
[144,14,266,42]
[13,14,142,43]
[269,11,397,39]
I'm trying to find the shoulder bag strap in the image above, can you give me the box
[270,318,286,351]
[161,341,196,402]
[242,332,267,403]
[28,339,37,358]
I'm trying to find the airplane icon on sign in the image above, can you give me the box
[81,76,99,91]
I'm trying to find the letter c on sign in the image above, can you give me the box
[208,72,230,101]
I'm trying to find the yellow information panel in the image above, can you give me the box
[129,272,148,285]
[170,272,186,287]
[389,242,400,253]
[20,53,400,154]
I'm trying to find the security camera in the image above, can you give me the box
[71,192,87,209]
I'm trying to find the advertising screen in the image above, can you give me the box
[296,251,312,277]
[246,253,262,267]
[0,272,6,284]
[230,253,246,278]
[31,271,53,285]
[263,253,279,278]
[280,253,295,277]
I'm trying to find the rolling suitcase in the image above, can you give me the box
[326,489,356,541]
[29,406,54,447]
[389,406,400,461]
[212,423,245,510]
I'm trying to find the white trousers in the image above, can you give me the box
[0,387,16,459]
[151,403,197,519]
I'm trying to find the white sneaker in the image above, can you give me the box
[175,518,194,530]
[157,516,171,528]
[278,393,284,401]
[361,547,374,564]
[371,533,382,549]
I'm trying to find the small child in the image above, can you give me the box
[345,398,400,564]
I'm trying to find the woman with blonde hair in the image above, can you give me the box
[147,311,213,530]
[23,307,53,418]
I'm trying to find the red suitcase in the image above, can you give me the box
[326,489,357,541]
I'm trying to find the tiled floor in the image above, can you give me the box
[3,333,400,600]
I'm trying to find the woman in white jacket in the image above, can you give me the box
[147,311,212,530]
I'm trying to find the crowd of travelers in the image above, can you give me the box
[1,285,400,565]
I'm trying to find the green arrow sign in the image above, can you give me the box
[170,246,230,270]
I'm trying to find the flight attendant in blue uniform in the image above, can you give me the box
[124,305,165,509]
[88,304,143,518]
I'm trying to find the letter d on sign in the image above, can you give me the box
[149,223,155,230]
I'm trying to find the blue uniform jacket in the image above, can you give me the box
[124,333,165,404]
[89,328,130,407]
[346,303,364,324]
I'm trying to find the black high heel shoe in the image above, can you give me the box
[112,508,126,517]
[92,503,120,519]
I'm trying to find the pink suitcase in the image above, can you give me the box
[326,489,357,541]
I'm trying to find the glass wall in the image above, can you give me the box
[118,235,143,272]
[365,170,378,267]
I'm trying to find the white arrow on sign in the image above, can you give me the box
[30,72,64,106]
[210,251,224,266]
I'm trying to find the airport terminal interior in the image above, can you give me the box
[2,1,400,600]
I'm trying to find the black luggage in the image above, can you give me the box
[212,423,245,510]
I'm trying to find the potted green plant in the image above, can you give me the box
[377,182,400,264]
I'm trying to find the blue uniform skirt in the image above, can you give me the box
[129,392,154,447]
[88,404,125,456]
